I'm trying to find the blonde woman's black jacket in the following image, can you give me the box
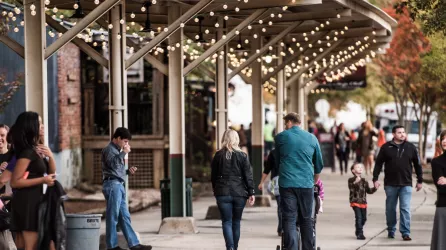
[211,149,255,198]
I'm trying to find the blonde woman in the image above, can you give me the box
[211,129,255,250]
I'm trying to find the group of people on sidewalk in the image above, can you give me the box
[209,112,446,250]
[211,113,324,250]
[0,111,65,250]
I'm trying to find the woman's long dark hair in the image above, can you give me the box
[11,111,40,155]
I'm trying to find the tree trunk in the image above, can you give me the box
[423,109,433,162]
[418,105,424,162]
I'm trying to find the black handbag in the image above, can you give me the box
[0,208,10,231]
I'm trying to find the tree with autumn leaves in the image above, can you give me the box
[373,2,446,160]
[373,4,430,126]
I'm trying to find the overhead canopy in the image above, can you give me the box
[2,0,397,88]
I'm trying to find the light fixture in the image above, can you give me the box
[70,0,85,18]
[140,1,153,32]
[195,16,206,43]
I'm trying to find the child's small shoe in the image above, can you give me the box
[357,234,366,240]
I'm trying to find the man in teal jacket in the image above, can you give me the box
[275,112,324,250]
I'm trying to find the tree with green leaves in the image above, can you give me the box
[395,0,446,35]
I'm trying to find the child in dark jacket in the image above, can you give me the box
[348,163,378,240]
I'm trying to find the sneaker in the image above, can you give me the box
[278,232,282,237]
[109,247,128,250]
[357,234,366,240]
[403,235,412,241]
[130,244,152,250]
[388,232,395,239]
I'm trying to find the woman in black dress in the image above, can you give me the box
[10,112,56,250]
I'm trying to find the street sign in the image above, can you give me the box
[317,66,367,91]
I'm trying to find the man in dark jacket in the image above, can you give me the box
[373,125,423,241]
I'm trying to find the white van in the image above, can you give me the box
[374,102,438,162]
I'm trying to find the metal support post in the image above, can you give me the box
[276,45,285,133]
[297,75,306,128]
[24,0,48,144]
[251,31,263,195]
[108,3,128,202]
[168,5,186,217]
[215,19,228,149]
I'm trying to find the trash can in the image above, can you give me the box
[66,214,102,250]
[160,178,193,219]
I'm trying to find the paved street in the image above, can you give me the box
[101,168,436,250]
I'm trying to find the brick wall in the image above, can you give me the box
[57,43,82,150]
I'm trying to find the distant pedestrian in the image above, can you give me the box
[264,121,275,157]
[357,120,378,175]
[246,123,252,163]
[430,130,446,250]
[348,163,377,240]
[101,127,152,250]
[275,112,324,250]
[211,129,255,250]
[335,123,351,175]
[373,125,423,241]
[258,148,282,236]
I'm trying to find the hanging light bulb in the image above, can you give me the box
[31,10,36,16]
[108,24,113,29]
[210,11,214,16]
[94,0,100,4]
[53,7,58,13]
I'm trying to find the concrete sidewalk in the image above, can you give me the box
[101,169,436,250]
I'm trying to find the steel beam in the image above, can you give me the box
[45,0,121,59]
[276,45,285,133]
[126,39,168,75]
[183,8,269,76]
[167,5,186,217]
[45,15,108,68]
[228,21,303,82]
[24,0,48,144]
[251,29,263,195]
[215,20,228,150]
[262,32,328,83]
[286,39,344,87]
[126,0,214,69]
[0,35,24,58]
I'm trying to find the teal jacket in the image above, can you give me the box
[275,126,324,188]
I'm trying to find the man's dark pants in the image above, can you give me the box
[280,187,314,250]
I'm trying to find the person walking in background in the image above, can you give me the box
[335,123,351,175]
[348,163,378,240]
[264,121,275,157]
[237,125,248,154]
[373,125,423,241]
[211,129,255,250]
[246,123,252,163]
[430,130,446,250]
[357,120,378,175]
[9,112,56,250]
[350,129,357,160]
[275,112,324,250]
[101,127,151,250]
[258,148,282,236]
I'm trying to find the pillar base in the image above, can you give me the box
[205,205,221,220]
[158,217,199,234]
[252,194,272,207]
[99,232,141,250]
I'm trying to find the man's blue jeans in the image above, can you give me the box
[384,186,412,237]
[280,187,314,250]
[216,196,246,250]
[103,180,140,249]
